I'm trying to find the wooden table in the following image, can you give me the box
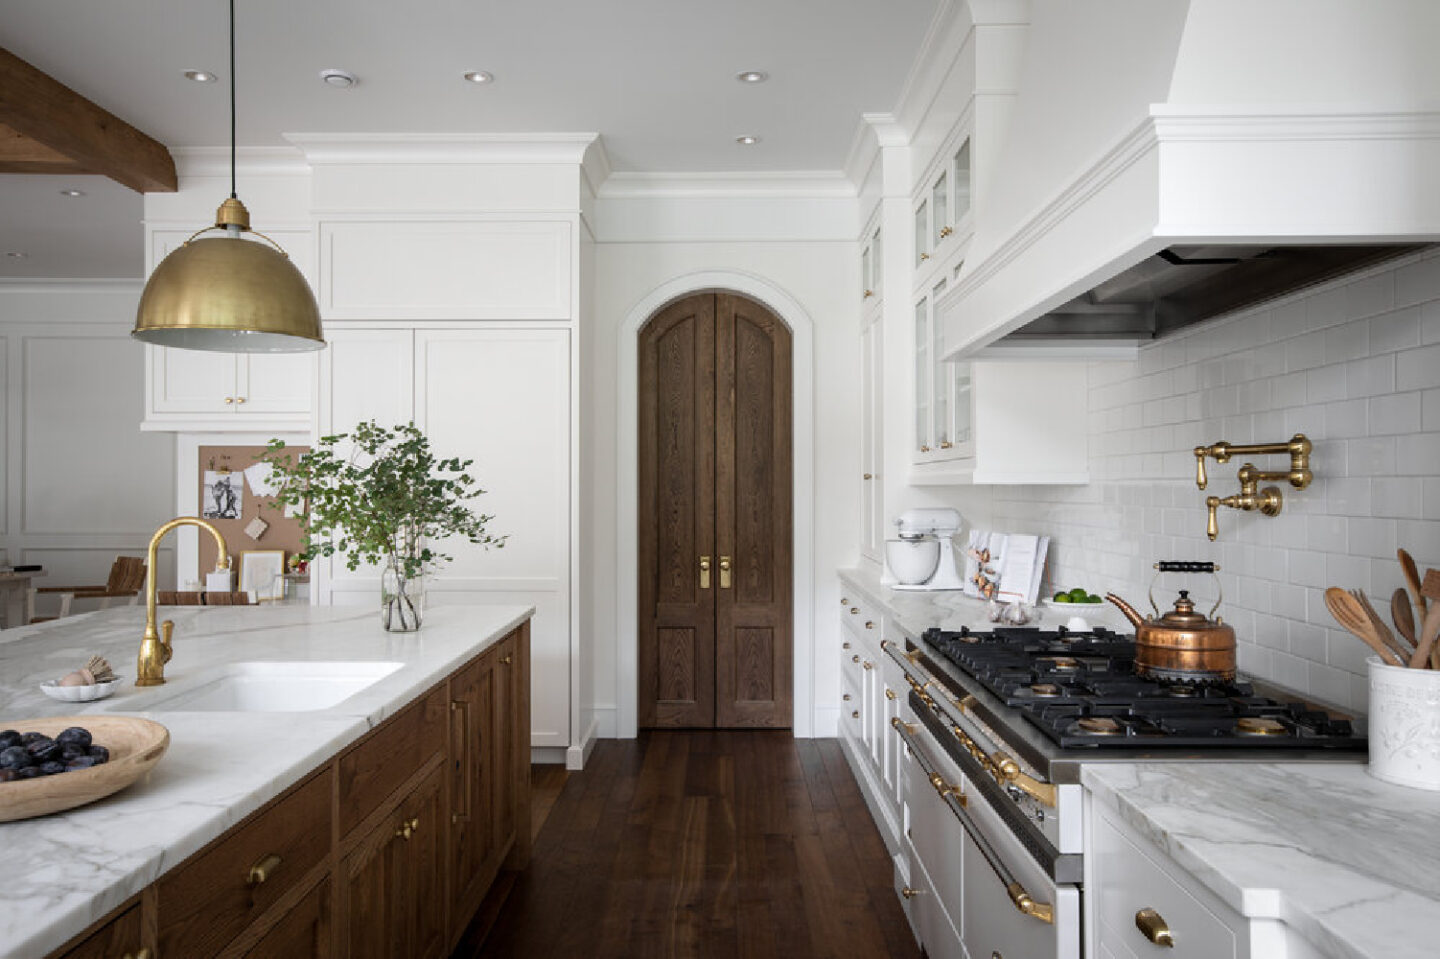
[0,569,44,628]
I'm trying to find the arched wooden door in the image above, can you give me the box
[638,292,793,728]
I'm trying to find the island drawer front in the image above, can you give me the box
[157,766,333,959]
[52,902,142,959]
[338,684,448,836]
[1091,806,1238,959]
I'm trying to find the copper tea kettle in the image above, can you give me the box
[1106,561,1236,682]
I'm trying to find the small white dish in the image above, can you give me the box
[40,678,121,703]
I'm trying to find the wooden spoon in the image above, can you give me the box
[1350,588,1409,660]
[1391,587,1418,648]
[1399,548,1427,618]
[1325,587,1406,667]
[1409,603,1440,669]
[1422,569,1440,667]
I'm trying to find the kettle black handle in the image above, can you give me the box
[1154,561,1219,573]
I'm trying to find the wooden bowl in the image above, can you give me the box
[0,716,170,823]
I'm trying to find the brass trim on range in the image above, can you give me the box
[1135,907,1175,947]
[1008,883,1055,924]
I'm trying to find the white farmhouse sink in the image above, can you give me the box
[114,661,405,713]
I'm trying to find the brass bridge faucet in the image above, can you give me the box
[137,517,230,686]
[1193,434,1312,541]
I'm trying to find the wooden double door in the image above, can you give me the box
[639,292,793,728]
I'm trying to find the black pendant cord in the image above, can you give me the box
[229,0,237,200]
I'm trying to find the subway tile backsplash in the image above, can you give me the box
[942,248,1440,714]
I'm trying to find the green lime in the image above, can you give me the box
[1053,592,1070,602]
[1067,587,1088,601]
[1085,594,1103,603]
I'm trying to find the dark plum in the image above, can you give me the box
[26,738,62,763]
[88,744,109,764]
[54,727,92,749]
[15,766,40,779]
[64,755,99,771]
[0,768,15,782]
[0,730,19,749]
[19,731,48,746]
[61,742,88,761]
[38,761,65,776]
[0,745,32,769]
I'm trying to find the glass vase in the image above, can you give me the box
[381,560,426,632]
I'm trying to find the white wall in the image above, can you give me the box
[588,199,860,736]
[924,249,1440,714]
[0,281,176,618]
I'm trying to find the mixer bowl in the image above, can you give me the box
[886,538,941,585]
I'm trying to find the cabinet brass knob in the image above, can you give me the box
[920,445,930,453]
[235,396,246,404]
[852,655,860,663]
[501,655,512,665]
[224,396,234,404]
[885,688,896,701]
[864,620,875,630]
[843,693,852,702]
[901,886,918,899]
[247,852,282,886]
[940,226,954,238]
[840,597,849,605]
[863,472,873,480]
[863,289,874,299]
[852,710,860,719]
[920,252,931,261]
[843,641,851,649]
[939,441,954,449]
[395,818,418,841]
[1135,907,1174,947]
[863,661,873,671]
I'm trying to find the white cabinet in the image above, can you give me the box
[836,587,902,854]
[913,133,974,279]
[141,228,317,432]
[317,325,574,758]
[860,222,883,305]
[859,316,885,561]
[912,278,975,464]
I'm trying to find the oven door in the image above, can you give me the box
[895,703,1080,959]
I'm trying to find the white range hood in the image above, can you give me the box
[941,0,1440,358]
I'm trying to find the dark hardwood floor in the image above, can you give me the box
[451,731,921,959]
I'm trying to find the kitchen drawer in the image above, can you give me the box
[157,767,333,959]
[900,835,963,959]
[839,671,862,743]
[1091,805,1238,959]
[337,684,447,836]
[903,734,967,933]
[52,902,142,959]
[236,878,331,959]
[840,591,882,645]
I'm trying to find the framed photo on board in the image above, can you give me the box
[239,550,286,603]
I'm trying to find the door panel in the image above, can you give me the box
[640,292,791,728]
[639,296,717,727]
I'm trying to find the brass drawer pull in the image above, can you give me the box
[1135,907,1174,947]
[500,655,512,665]
[864,620,875,630]
[394,816,420,840]
[121,950,154,959]
[849,606,859,614]
[843,642,851,650]
[863,660,874,671]
[842,693,852,702]
[901,886,918,899]
[247,852,282,886]
[852,655,860,663]
[885,687,896,701]
[939,225,954,238]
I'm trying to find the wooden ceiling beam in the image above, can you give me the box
[0,47,176,192]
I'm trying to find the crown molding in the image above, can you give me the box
[284,132,599,165]
[597,170,856,200]
[170,146,310,179]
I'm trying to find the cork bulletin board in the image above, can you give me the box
[196,445,310,580]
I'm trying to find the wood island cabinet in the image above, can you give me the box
[43,621,531,959]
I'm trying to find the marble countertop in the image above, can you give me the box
[1083,763,1440,959]
[0,602,532,959]
[838,564,1438,959]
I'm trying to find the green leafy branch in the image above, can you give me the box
[262,421,505,581]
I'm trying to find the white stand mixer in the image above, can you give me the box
[883,508,965,591]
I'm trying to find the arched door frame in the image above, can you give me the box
[617,270,815,738]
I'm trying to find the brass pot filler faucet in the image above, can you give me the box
[1193,434,1312,541]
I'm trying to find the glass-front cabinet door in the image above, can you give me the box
[913,281,974,464]
[953,137,972,226]
[931,170,949,247]
[914,295,930,452]
[914,199,929,266]
[931,278,950,450]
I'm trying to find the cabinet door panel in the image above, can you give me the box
[239,879,331,959]
[151,347,237,413]
[241,351,314,414]
[54,903,142,959]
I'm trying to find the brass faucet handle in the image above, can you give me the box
[160,620,175,664]
[1194,447,1209,489]
[1206,496,1222,541]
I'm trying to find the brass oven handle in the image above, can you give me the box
[699,555,711,590]
[1135,907,1175,947]
[1008,883,1055,924]
[929,770,967,807]
[719,556,732,589]
[247,852,282,886]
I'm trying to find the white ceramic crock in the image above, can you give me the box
[1367,656,1440,791]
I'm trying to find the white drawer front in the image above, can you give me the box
[1091,806,1239,959]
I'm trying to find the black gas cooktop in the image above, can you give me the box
[921,625,1366,751]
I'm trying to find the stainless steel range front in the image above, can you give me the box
[880,624,1365,959]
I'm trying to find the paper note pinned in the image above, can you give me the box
[244,462,280,497]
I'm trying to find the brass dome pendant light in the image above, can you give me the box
[132,0,323,353]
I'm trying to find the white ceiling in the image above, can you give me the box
[0,0,938,278]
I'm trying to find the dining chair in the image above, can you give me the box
[157,591,205,606]
[203,591,256,606]
[32,556,146,622]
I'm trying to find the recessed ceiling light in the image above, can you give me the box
[463,71,494,84]
[735,135,761,145]
[183,69,217,83]
[736,70,768,84]
[5,252,28,259]
[320,69,357,88]
[59,189,85,198]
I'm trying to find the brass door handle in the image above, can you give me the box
[719,555,732,589]
[700,555,711,589]
[247,852,282,886]
[1135,907,1174,947]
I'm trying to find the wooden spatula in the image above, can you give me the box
[1325,587,1406,667]
[1392,587,1418,648]
[1400,548,1427,617]
[1410,602,1440,669]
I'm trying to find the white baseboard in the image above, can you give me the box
[531,746,568,765]
[565,715,600,770]
[811,705,840,739]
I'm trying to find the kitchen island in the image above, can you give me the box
[0,602,532,959]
